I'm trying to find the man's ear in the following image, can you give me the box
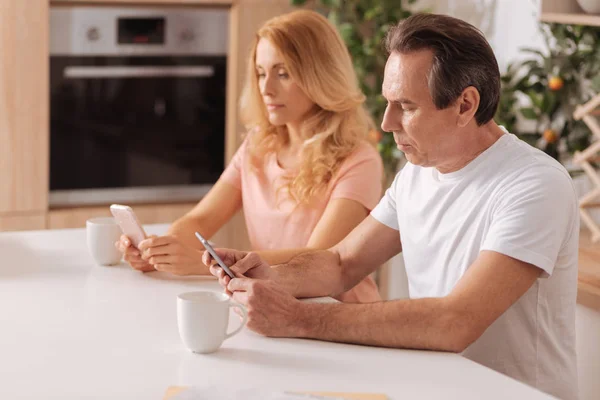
[457,86,480,127]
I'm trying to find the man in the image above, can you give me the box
[205,14,579,400]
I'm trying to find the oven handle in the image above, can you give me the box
[63,65,215,79]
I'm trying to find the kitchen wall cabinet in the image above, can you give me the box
[0,214,46,232]
[0,0,49,215]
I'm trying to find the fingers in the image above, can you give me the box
[144,255,177,265]
[201,250,212,267]
[210,264,232,288]
[131,262,156,272]
[230,252,266,276]
[123,244,143,260]
[153,263,174,273]
[201,248,247,268]
[227,277,254,292]
[140,244,174,260]
[112,235,156,273]
[116,235,134,253]
[138,235,172,252]
[231,290,249,305]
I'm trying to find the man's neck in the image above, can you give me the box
[436,122,505,174]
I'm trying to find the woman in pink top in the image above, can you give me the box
[117,10,383,303]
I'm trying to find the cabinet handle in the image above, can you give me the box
[63,65,214,79]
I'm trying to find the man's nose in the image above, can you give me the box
[381,105,398,133]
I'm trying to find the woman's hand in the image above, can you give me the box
[115,234,156,273]
[138,235,208,276]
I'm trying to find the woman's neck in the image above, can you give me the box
[286,122,303,148]
[277,123,303,170]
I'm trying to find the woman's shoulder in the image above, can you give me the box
[236,128,260,152]
[334,140,383,178]
[344,140,383,167]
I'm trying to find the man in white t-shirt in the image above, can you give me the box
[205,14,579,399]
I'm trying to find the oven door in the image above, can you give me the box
[50,55,226,206]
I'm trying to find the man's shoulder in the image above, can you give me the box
[500,134,572,186]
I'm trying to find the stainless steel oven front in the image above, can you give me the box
[49,6,228,206]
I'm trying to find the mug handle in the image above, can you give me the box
[225,303,247,339]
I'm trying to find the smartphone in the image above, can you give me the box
[109,204,147,249]
[194,232,235,279]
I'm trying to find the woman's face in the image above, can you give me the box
[255,38,315,128]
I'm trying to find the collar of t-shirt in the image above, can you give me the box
[432,128,512,183]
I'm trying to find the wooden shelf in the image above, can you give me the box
[50,0,234,6]
[540,0,600,27]
[578,230,600,311]
[541,12,600,27]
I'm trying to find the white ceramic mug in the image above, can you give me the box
[177,291,247,354]
[86,217,123,266]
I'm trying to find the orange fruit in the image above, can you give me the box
[548,76,564,91]
[543,129,558,143]
[368,129,383,144]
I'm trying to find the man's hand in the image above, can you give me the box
[203,250,275,295]
[116,234,156,273]
[227,278,305,337]
[137,235,207,276]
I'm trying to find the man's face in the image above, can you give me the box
[381,50,461,168]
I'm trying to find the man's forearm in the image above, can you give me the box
[293,298,470,353]
[257,248,312,266]
[273,250,346,299]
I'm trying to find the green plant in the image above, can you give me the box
[495,23,600,162]
[291,0,421,179]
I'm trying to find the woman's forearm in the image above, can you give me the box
[166,216,217,250]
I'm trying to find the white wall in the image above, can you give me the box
[386,2,600,399]
[414,0,545,72]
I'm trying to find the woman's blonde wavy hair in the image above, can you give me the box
[239,9,375,206]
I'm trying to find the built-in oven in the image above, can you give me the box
[49,6,228,206]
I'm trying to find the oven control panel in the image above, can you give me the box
[50,7,228,56]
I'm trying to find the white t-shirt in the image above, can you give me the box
[371,133,579,400]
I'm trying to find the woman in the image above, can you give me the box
[117,10,383,303]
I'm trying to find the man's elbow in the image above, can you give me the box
[445,331,478,353]
[440,308,488,353]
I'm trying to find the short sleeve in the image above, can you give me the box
[370,168,402,231]
[330,142,384,211]
[219,137,249,190]
[481,166,578,277]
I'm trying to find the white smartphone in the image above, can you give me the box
[109,204,147,249]
[194,232,235,279]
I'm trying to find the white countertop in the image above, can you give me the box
[0,225,553,399]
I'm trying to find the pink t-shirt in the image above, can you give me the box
[220,138,384,303]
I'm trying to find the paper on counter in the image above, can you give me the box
[169,385,387,400]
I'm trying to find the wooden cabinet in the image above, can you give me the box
[0,0,49,214]
[51,0,232,4]
[0,214,46,232]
